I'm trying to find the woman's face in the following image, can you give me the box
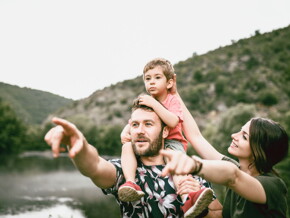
[228,121,253,160]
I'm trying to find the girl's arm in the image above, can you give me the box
[138,94,179,128]
[170,74,223,160]
[176,91,223,160]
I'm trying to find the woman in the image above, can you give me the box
[161,77,289,217]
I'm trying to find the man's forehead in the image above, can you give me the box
[131,108,161,123]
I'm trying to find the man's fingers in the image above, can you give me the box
[52,117,77,135]
[50,125,65,158]
[44,128,54,145]
[68,139,83,158]
[44,117,85,159]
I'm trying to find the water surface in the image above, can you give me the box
[0,152,120,218]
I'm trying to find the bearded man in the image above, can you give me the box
[45,101,222,217]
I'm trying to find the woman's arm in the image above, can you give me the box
[161,150,267,204]
[206,199,223,218]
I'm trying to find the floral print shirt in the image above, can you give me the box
[102,159,214,218]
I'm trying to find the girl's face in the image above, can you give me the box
[143,66,173,98]
[228,121,253,160]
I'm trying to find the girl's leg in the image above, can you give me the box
[165,148,213,217]
[121,142,137,182]
[118,142,144,202]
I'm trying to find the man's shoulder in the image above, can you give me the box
[107,158,121,167]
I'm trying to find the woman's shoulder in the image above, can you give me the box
[221,155,240,168]
[256,173,287,193]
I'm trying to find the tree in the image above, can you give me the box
[0,98,27,156]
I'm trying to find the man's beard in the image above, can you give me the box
[132,131,163,157]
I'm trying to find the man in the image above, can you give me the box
[45,102,222,217]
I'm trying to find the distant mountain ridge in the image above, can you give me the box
[0,82,73,124]
[46,25,290,133]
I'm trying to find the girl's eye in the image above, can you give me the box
[132,123,138,127]
[145,122,152,126]
[243,135,247,140]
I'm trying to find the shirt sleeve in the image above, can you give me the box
[101,159,125,195]
[256,175,288,212]
[222,155,240,168]
[166,95,183,121]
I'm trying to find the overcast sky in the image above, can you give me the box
[1,0,290,100]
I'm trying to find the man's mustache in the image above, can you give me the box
[132,135,150,143]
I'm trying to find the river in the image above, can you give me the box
[0,152,120,218]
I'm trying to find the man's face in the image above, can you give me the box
[130,108,165,157]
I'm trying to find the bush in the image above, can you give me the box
[259,91,278,106]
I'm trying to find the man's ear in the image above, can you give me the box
[162,126,169,139]
[167,79,173,90]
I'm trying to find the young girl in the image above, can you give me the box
[118,58,214,217]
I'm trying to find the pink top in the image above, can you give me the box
[162,93,187,150]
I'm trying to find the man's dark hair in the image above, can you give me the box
[131,97,166,129]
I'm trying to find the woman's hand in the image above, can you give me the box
[160,149,196,177]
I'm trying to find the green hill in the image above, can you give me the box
[51,25,290,136]
[0,82,73,124]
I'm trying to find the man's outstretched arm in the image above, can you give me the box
[45,117,117,189]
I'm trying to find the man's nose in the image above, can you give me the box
[137,124,145,134]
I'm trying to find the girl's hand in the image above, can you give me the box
[120,124,131,144]
[169,74,177,95]
[177,175,201,195]
[138,94,158,108]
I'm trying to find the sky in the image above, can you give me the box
[0,0,290,100]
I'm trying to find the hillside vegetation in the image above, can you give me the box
[51,25,290,145]
[0,82,73,124]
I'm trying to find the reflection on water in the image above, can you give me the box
[1,205,85,218]
[0,152,120,218]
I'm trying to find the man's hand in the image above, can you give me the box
[44,117,87,158]
[160,149,196,177]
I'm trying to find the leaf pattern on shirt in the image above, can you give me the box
[102,159,214,217]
